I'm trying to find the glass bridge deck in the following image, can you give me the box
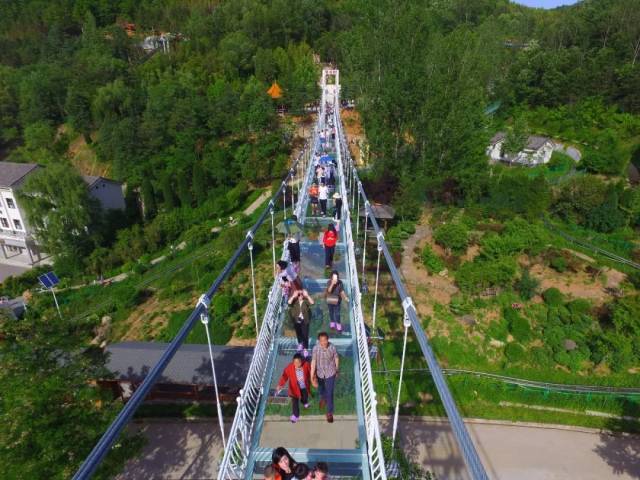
[244,136,368,479]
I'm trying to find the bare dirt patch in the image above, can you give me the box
[116,294,190,341]
[400,216,459,317]
[529,264,612,305]
[68,134,111,177]
[603,267,626,289]
[341,109,366,165]
[462,244,481,262]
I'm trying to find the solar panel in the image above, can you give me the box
[38,271,60,289]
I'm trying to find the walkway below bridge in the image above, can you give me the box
[118,417,640,480]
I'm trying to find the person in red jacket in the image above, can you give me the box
[322,223,338,269]
[276,353,312,423]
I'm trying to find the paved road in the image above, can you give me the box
[0,263,28,283]
[115,420,228,480]
[117,416,640,479]
[390,418,640,480]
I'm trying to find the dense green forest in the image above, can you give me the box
[1,0,640,477]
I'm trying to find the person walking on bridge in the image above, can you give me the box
[309,182,319,216]
[318,183,328,216]
[271,447,298,479]
[325,270,348,333]
[277,353,312,424]
[332,192,342,221]
[288,286,314,357]
[277,260,297,302]
[322,223,338,269]
[311,332,339,423]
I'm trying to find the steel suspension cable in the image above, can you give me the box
[282,185,287,219]
[290,173,295,212]
[198,295,227,450]
[247,235,259,338]
[355,189,361,239]
[372,233,383,331]
[361,212,368,279]
[270,206,276,277]
[391,309,410,453]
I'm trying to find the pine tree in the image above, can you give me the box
[177,171,193,208]
[161,175,176,210]
[192,162,209,206]
[140,177,156,220]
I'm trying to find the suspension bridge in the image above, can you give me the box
[73,68,489,480]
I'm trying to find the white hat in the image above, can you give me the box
[332,192,341,199]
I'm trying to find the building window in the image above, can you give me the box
[6,198,15,209]
[13,219,22,230]
[0,218,8,228]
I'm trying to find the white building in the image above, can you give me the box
[487,132,554,166]
[0,162,125,267]
[0,162,44,266]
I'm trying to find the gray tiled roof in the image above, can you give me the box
[358,203,396,219]
[82,175,122,188]
[526,135,551,150]
[104,341,253,386]
[82,175,101,187]
[0,162,40,188]
[489,132,551,151]
[490,132,506,145]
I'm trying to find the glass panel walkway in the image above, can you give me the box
[242,109,369,478]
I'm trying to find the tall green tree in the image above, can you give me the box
[192,162,209,206]
[161,174,177,210]
[17,163,99,265]
[0,306,135,479]
[177,171,193,208]
[141,177,157,220]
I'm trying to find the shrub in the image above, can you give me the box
[550,256,567,272]
[183,224,212,246]
[530,346,554,368]
[486,321,508,341]
[566,299,591,316]
[515,268,539,300]
[434,222,469,255]
[398,221,416,235]
[542,288,564,307]
[504,342,526,363]
[421,245,445,274]
[455,257,517,294]
[504,308,532,342]
[628,271,640,289]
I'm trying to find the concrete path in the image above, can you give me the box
[0,263,28,283]
[243,190,271,216]
[385,417,640,480]
[115,420,229,480]
[259,415,359,450]
[118,416,640,479]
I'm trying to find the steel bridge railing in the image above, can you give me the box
[335,104,489,480]
[333,99,388,480]
[72,144,311,480]
[217,103,323,479]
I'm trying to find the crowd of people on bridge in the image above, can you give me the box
[265,447,330,480]
[274,103,350,426]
